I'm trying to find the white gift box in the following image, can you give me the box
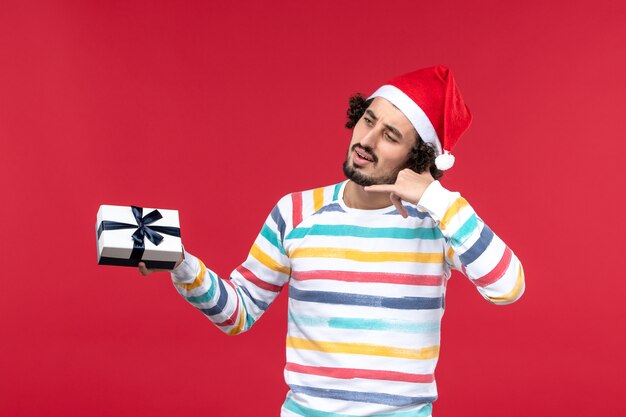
[96,204,182,269]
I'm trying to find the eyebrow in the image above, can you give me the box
[365,109,404,140]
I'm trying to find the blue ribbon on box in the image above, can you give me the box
[97,206,181,267]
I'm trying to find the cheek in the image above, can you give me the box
[378,147,413,169]
[383,146,410,162]
[350,126,365,143]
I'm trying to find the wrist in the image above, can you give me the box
[416,181,460,222]
[171,249,199,284]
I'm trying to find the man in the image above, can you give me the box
[139,65,525,417]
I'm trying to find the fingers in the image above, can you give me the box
[138,262,152,276]
[364,184,409,218]
[390,192,408,218]
[138,262,172,276]
[363,184,395,194]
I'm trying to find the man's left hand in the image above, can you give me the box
[364,169,435,218]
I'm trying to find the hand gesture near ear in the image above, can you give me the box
[364,168,435,218]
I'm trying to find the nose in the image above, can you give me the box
[359,127,378,148]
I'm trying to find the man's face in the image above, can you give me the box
[343,97,417,186]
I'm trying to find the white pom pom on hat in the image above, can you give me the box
[435,150,455,170]
[367,65,472,171]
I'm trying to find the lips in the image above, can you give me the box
[352,144,377,166]
[355,148,374,162]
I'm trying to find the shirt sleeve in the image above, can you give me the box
[417,181,525,305]
[169,196,292,335]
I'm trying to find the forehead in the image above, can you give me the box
[368,97,414,133]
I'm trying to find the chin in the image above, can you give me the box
[342,161,397,187]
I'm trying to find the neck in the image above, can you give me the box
[343,180,392,210]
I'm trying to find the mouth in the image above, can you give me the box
[353,146,376,165]
[355,149,373,161]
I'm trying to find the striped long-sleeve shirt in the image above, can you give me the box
[170,180,525,417]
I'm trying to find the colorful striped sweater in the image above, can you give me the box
[170,180,525,417]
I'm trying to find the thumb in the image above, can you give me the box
[138,262,152,276]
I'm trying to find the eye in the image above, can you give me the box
[363,117,373,126]
[385,133,397,143]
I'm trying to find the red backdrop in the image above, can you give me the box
[1,1,624,416]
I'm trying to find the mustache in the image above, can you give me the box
[351,144,378,163]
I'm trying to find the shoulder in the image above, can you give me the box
[273,181,346,231]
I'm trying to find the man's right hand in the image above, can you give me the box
[138,253,185,276]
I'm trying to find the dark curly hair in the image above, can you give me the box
[345,93,444,180]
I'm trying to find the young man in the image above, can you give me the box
[140,65,525,417]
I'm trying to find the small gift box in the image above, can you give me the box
[96,205,182,269]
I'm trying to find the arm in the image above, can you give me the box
[364,168,525,305]
[166,197,292,335]
[417,181,525,305]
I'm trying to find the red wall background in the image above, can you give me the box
[1,1,625,416]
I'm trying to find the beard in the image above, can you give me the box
[342,144,403,187]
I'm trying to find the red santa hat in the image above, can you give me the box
[367,65,472,170]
